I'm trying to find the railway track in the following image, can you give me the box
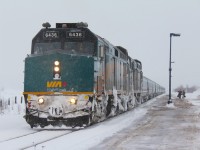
[0,130,43,143]
[0,128,81,150]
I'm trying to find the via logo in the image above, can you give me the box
[47,81,67,88]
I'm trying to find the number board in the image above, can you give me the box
[66,31,85,38]
[43,31,59,39]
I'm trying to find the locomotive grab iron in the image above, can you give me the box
[23,22,165,128]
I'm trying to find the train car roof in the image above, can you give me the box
[115,46,128,56]
[134,59,142,64]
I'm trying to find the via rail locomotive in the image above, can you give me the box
[23,22,165,128]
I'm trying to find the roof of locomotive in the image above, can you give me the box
[115,46,128,56]
[36,22,130,60]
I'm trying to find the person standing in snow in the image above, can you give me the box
[182,90,186,98]
[177,90,182,99]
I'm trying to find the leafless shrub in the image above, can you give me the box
[174,85,199,93]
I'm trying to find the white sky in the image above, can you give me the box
[0,0,200,91]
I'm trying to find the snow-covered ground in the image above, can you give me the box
[0,90,200,150]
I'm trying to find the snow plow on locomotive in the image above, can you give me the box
[23,22,165,128]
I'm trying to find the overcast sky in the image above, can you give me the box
[0,0,199,92]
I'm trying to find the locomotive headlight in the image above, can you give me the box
[70,98,77,105]
[38,98,45,105]
[54,61,60,66]
[54,66,60,72]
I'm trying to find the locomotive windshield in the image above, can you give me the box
[64,42,94,55]
[33,41,94,55]
[34,42,61,54]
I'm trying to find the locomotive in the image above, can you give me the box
[23,22,165,128]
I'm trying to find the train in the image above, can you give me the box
[23,22,165,128]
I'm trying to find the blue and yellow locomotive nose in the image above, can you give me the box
[24,53,94,95]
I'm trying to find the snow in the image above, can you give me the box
[0,89,200,149]
[31,107,148,150]
[166,102,176,108]
[184,90,200,106]
[0,115,30,140]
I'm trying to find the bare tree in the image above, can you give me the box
[174,85,199,93]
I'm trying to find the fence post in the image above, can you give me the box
[0,100,2,113]
[8,98,10,106]
[15,96,17,104]
[0,100,2,107]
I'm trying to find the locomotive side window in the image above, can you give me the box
[100,46,104,58]
[115,49,118,57]
[33,42,61,54]
[64,42,94,55]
